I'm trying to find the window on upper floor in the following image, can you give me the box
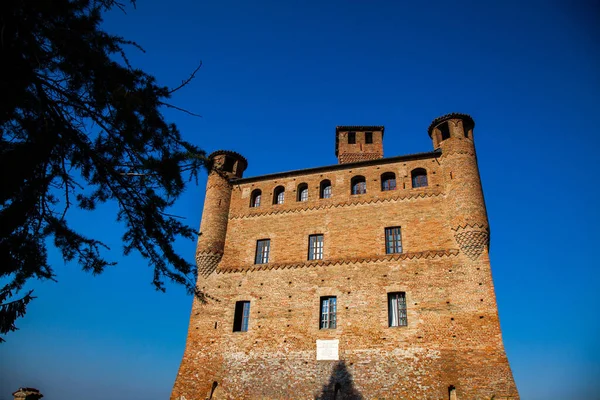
[388,292,407,327]
[255,239,270,264]
[351,175,366,195]
[250,189,261,207]
[233,301,250,332]
[297,183,309,202]
[348,132,356,144]
[273,186,285,204]
[308,234,324,260]
[411,168,428,188]
[320,180,332,199]
[320,296,337,329]
[381,172,396,191]
[365,131,373,144]
[439,122,450,141]
[385,226,402,254]
[222,156,235,173]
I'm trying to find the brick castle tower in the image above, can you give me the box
[172,113,519,399]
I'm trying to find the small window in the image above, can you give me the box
[381,172,396,191]
[385,227,402,254]
[308,234,324,260]
[273,186,285,204]
[233,301,250,332]
[255,239,270,264]
[365,131,373,144]
[320,180,332,199]
[222,156,235,172]
[297,183,309,202]
[351,175,366,195]
[388,292,407,327]
[411,168,428,188]
[250,189,261,208]
[439,122,450,141]
[348,132,356,144]
[320,296,337,329]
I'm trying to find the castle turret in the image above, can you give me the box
[335,126,384,164]
[429,113,489,260]
[196,150,247,277]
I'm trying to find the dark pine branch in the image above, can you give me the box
[0,0,207,342]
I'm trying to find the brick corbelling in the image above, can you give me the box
[451,222,489,231]
[339,152,382,164]
[230,190,445,219]
[440,150,475,158]
[196,251,224,278]
[216,248,460,273]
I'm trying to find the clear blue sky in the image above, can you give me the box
[1,1,599,399]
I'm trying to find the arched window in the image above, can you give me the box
[351,176,366,195]
[381,172,396,191]
[320,180,332,199]
[250,189,261,207]
[297,183,309,202]
[273,186,285,204]
[411,168,428,188]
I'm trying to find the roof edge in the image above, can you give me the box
[427,113,475,137]
[208,150,248,170]
[232,149,441,184]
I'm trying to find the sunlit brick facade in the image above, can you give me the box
[172,113,518,399]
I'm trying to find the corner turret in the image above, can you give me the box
[196,150,247,277]
[428,113,475,149]
[431,113,489,260]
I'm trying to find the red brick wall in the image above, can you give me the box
[172,117,518,399]
[336,129,384,164]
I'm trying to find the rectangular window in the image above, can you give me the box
[308,234,324,260]
[233,301,250,332]
[255,239,270,264]
[320,296,337,329]
[348,131,356,144]
[365,131,373,144]
[388,292,407,327]
[385,227,402,254]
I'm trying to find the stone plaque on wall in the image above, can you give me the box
[316,339,339,360]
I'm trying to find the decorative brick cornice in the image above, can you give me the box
[451,223,488,232]
[452,224,490,261]
[196,251,224,278]
[216,249,460,273]
[440,150,475,158]
[230,190,444,220]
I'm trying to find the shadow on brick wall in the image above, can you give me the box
[315,361,363,400]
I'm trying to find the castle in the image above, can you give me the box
[171,113,519,399]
